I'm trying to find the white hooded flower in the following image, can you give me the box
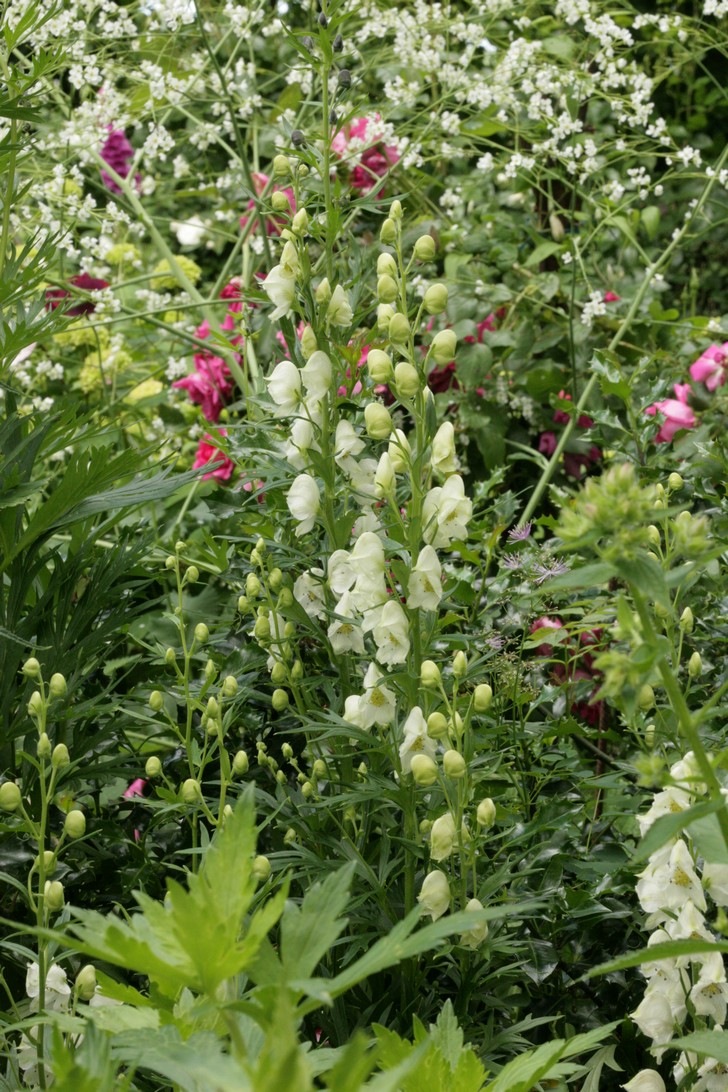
[328,591,365,655]
[334,420,365,467]
[690,953,728,1025]
[422,474,472,547]
[263,264,297,320]
[351,532,386,584]
[327,284,353,327]
[287,474,320,536]
[430,813,456,861]
[460,898,489,950]
[301,350,333,401]
[703,862,728,907]
[622,1071,667,1092]
[343,693,368,730]
[284,415,316,469]
[358,662,396,728]
[407,545,442,611]
[266,360,301,414]
[417,870,450,920]
[387,428,411,473]
[293,569,326,620]
[631,989,675,1048]
[374,452,395,498]
[373,600,410,666]
[348,457,379,504]
[431,421,459,477]
[26,962,71,1012]
[399,706,436,773]
[636,839,706,917]
[638,786,693,836]
[328,549,355,596]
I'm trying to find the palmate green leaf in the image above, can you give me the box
[320,1032,377,1091]
[111,1027,253,1092]
[374,1005,486,1092]
[484,1040,566,1092]
[280,861,356,980]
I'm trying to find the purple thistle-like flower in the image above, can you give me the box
[533,560,570,585]
[501,553,523,571]
[507,522,532,542]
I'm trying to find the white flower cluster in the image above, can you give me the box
[630,753,728,1090]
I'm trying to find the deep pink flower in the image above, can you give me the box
[689,341,728,392]
[530,615,564,657]
[193,433,235,481]
[553,390,572,425]
[100,129,141,194]
[538,431,558,456]
[645,383,696,443]
[240,172,296,236]
[45,273,110,315]
[173,353,234,423]
[331,115,400,193]
[428,361,459,394]
[123,778,146,799]
[604,291,621,303]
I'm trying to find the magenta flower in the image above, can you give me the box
[45,273,110,315]
[689,341,728,392]
[645,382,696,443]
[331,115,400,193]
[193,433,235,481]
[603,291,621,303]
[173,353,234,423]
[100,129,141,194]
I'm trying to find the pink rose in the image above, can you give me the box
[689,341,728,392]
[173,353,234,423]
[645,382,696,443]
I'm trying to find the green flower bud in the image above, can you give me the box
[421,660,441,689]
[688,652,702,678]
[315,277,331,304]
[52,743,70,769]
[275,769,286,785]
[389,200,403,221]
[549,212,565,242]
[175,540,186,553]
[28,690,44,719]
[281,742,294,761]
[273,154,290,177]
[377,303,395,331]
[205,659,215,683]
[312,758,327,779]
[194,622,209,645]
[647,525,661,546]
[284,827,297,845]
[254,615,271,641]
[269,568,283,592]
[149,690,164,712]
[301,325,318,359]
[44,880,65,913]
[284,621,296,639]
[414,234,436,262]
[301,780,314,798]
[165,647,177,666]
[292,208,309,234]
[449,712,464,738]
[206,696,219,719]
[638,684,655,711]
[246,573,261,597]
[278,587,294,610]
[430,812,456,860]
[394,361,420,398]
[380,218,397,244]
[73,964,96,1001]
[22,657,41,679]
[388,313,411,343]
[233,750,249,776]
[272,688,289,711]
[644,723,655,749]
[367,349,393,383]
[181,778,201,804]
[145,756,162,778]
[460,898,489,950]
[443,749,467,779]
[430,329,457,365]
[0,781,21,813]
[252,855,271,882]
[427,711,448,739]
[39,849,55,873]
[476,798,496,827]
[377,274,399,304]
[291,659,304,682]
[237,595,249,614]
[473,684,492,712]
[423,283,448,315]
[64,810,86,839]
[419,819,432,835]
[222,675,238,698]
[668,472,684,491]
[680,607,694,633]
[453,651,467,678]
[364,403,393,440]
[411,753,438,787]
[271,190,291,213]
[271,661,287,685]
[165,555,176,569]
[377,253,398,278]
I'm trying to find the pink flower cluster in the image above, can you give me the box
[538,391,602,479]
[100,129,141,194]
[331,115,400,193]
[644,342,726,444]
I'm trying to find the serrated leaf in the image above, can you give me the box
[484,1040,566,1092]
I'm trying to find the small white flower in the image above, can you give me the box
[328,591,365,655]
[417,870,450,920]
[690,953,728,1025]
[26,962,71,1012]
[399,706,436,773]
[301,350,333,400]
[287,474,320,536]
[266,360,301,414]
[422,474,472,547]
[430,813,456,861]
[171,216,206,247]
[326,284,353,327]
[374,452,395,498]
[631,988,676,1048]
[358,662,396,728]
[263,264,297,320]
[407,545,442,611]
[373,600,410,666]
[334,420,365,465]
[431,421,459,477]
[636,839,706,917]
[622,1071,667,1092]
[351,531,386,584]
[460,898,489,950]
[293,569,326,620]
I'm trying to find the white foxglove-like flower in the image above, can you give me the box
[631,989,675,1049]
[431,421,458,477]
[263,265,297,320]
[460,898,489,950]
[328,591,364,655]
[358,662,396,728]
[407,545,442,611]
[348,457,379,505]
[417,870,450,920]
[387,428,411,473]
[374,452,395,498]
[690,952,728,1024]
[703,861,728,907]
[334,420,365,466]
[622,1071,667,1092]
[287,474,320,536]
[399,706,436,773]
[266,360,301,414]
[293,569,326,620]
[351,532,386,584]
[422,474,472,547]
[328,549,355,596]
[373,600,410,666]
[327,284,353,327]
[26,962,71,1012]
[343,693,368,730]
[301,350,333,400]
[638,786,693,836]
[284,415,315,469]
[636,839,706,916]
